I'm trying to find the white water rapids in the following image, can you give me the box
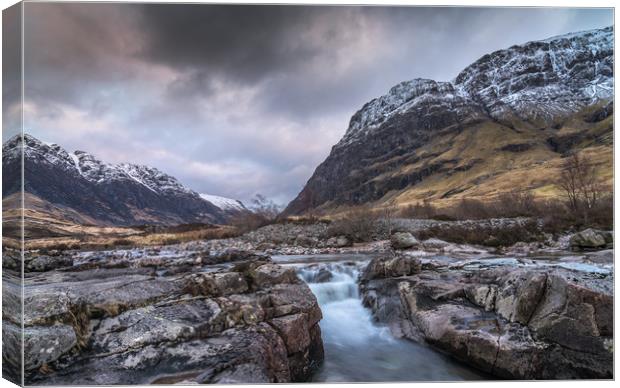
[274,254,485,382]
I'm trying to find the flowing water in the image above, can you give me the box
[273,254,486,382]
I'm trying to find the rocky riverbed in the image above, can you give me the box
[2,222,614,383]
[3,248,324,385]
[359,245,613,379]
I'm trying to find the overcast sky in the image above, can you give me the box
[12,3,613,205]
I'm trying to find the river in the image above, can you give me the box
[272,254,486,382]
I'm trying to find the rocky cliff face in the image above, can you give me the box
[284,26,613,215]
[2,134,233,226]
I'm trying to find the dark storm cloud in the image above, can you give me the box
[21,3,613,204]
[2,3,22,140]
[137,5,323,83]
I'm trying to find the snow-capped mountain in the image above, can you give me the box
[284,26,614,215]
[2,134,228,226]
[338,27,613,148]
[199,193,247,212]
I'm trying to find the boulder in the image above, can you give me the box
[183,272,248,297]
[26,255,73,272]
[24,324,77,371]
[421,238,450,250]
[253,264,298,288]
[361,255,613,379]
[18,249,324,385]
[362,254,421,280]
[390,232,420,249]
[570,228,613,250]
[314,268,333,283]
[270,313,310,354]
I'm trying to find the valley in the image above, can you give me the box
[2,24,615,384]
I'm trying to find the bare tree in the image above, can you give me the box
[558,153,602,224]
[380,204,398,237]
[327,205,379,242]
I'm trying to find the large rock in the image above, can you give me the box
[25,255,74,272]
[570,228,613,250]
[253,263,298,288]
[360,255,613,379]
[9,248,324,385]
[362,254,422,280]
[326,235,352,248]
[270,313,311,354]
[390,232,420,250]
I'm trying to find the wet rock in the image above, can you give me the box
[91,299,224,355]
[209,363,271,384]
[37,324,292,385]
[361,254,613,379]
[570,228,613,250]
[585,249,614,264]
[270,313,311,354]
[24,324,77,371]
[253,264,298,288]
[362,254,421,280]
[17,248,324,385]
[390,232,420,249]
[314,268,333,283]
[421,238,450,250]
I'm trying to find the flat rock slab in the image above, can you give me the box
[360,253,613,379]
[13,248,324,385]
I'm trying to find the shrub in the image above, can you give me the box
[414,219,544,247]
[398,187,611,234]
[111,238,133,246]
[327,205,380,242]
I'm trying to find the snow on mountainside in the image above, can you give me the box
[284,26,614,216]
[6,134,195,197]
[3,134,229,225]
[199,194,247,211]
[339,26,613,147]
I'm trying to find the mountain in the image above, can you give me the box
[2,134,235,226]
[199,193,248,214]
[284,26,614,215]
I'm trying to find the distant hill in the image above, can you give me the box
[2,134,245,226]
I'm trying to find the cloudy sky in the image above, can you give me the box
[10,3,613,205]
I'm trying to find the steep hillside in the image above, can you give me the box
[284,27,613,215]
[2,134,234,226]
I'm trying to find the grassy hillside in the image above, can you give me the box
[321,101,612,214]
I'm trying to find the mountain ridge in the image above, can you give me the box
[2,134,246,226]
[284,26,614,216]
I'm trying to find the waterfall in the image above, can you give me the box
[281,254,485,382]
[297,262,362,304]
